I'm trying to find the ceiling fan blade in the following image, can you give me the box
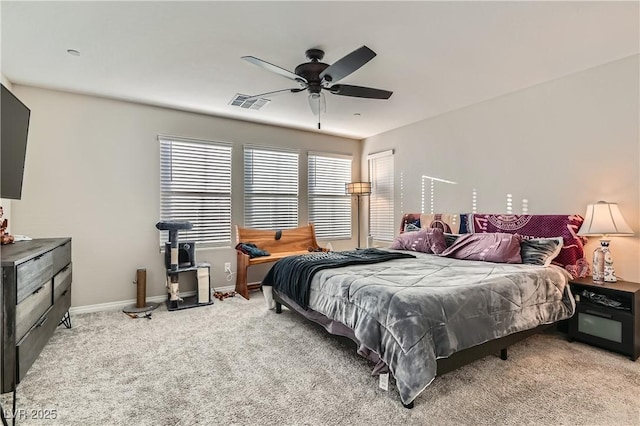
[245,87,306,100]
[242,56,308,84]
[319,46,376,84]
[329,84,393,99]
[308,92,326,116]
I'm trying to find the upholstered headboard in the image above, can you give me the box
[399,213,589,278]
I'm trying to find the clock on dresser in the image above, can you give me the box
[568,276,639,361]
[1,238,72,393]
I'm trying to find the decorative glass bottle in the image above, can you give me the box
[592,241,606,283]
[601,240,617,282]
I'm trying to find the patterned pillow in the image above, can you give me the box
[520,237,563,267]
[389,228,447,254]
[443,233,460,248]
[399,213,422,234]
[404,223,421,232]
[441,232,523,263]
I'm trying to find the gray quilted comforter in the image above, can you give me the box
[306,250,576,405]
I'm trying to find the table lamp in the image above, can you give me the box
[577,201,634,283]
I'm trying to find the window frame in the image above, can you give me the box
[243,145,300,230]
[308,151,353,240]
[368,149,395,242]
[158,135,233,248]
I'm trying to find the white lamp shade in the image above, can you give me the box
[577,201,634,236]
[345,182,372,195]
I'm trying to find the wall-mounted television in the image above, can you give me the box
[1,83,31,200]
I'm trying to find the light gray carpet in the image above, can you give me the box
[2,295,639,425]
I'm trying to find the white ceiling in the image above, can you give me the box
[2,1,638,140]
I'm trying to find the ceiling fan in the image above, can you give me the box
[241,46,393,129]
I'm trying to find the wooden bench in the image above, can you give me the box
[235,224,323,299]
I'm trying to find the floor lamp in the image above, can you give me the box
[346,182,372,248]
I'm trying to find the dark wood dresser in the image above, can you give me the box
[1,238,72,393]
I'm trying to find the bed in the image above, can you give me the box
[264,213,588,407]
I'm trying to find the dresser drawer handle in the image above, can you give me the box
[61,290,68,297]
[585,309,613,319]
[60,265,70,273]
[32,284,46,295]
[33,254,44,261]
[35,316,48,328]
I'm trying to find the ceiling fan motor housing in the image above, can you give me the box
[295,61,329,94]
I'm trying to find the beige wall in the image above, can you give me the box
[0,74,11,88]
[10,86,361,307]
[363,55,640,282]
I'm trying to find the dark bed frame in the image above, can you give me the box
[273,290,552,409]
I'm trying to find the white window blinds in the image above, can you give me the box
[308,152,352,240]
[159,136,232,247]
[244,146,299,229]
[368,150,395,241]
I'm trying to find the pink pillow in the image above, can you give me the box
[389,228,447,254]
[440,232,522,263]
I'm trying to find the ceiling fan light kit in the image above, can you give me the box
[241,45,393,129]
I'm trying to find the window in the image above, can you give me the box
[308,152,352,240]
[244,146,299,229]
[159,136,232,247]
[368,150,395,241]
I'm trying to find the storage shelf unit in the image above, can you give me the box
[166,263,213,311]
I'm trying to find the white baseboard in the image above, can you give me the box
[69,284,237,315]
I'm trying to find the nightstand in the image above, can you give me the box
[568,277,639,361]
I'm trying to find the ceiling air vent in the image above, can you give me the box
[229,93,271,110]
